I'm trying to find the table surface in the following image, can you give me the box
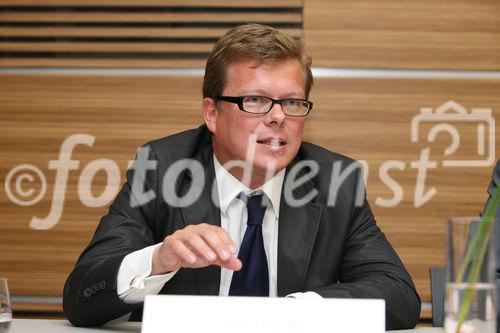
[8,319,444,333]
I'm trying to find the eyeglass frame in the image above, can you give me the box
[215,95,313,117]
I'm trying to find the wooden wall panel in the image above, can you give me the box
[0,2,302,68]
[0,12,301,23]
[0,0,301,6]
[307,77,500,301]
[1,74,498,307]
[0,74,203,297]
[303,0,500,70]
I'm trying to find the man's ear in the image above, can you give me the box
[202,97,218,134]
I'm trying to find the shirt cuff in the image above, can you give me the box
[117,243,178,304]
[285,291,323,299]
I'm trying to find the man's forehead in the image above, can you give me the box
[223,58,304,83]
[221,58,305,96]
[226,58,296,71]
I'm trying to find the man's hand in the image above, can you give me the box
[151,223,242,275]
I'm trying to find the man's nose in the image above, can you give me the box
[264,102,286,125]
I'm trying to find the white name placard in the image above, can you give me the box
[142,295,385,333]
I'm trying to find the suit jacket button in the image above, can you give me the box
[98,281,106,290]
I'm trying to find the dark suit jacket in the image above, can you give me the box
[482,159,500,271]
[482,159,500,333]
[486,160,500,221]
[63,125,421,330]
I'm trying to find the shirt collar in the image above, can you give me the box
[213,154,285,218]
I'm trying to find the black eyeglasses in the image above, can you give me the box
[216,95,313,117]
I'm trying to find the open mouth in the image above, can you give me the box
[257,138,286,147]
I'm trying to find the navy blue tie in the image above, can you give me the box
[229,194,269,296]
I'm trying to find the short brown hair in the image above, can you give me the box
[203,23,313,99]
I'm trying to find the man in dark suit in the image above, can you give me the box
[480,160,500,333]
[482,159,500,275]
[63,23,420,330]
[485,160,500,219]
[484,160,500,333]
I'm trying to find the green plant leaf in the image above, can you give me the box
[454,185,500,333]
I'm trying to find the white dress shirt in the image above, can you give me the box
[214,156,283,297]
[117,155,320,303]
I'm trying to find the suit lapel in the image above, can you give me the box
[178,143,222,295]
[277,163,322,296]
